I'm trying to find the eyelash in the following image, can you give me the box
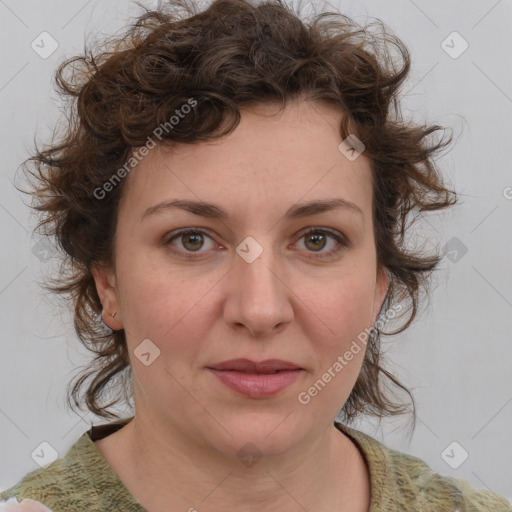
[164,227,348,260]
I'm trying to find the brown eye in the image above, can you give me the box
[181,232,205,251]
[165,228,217,257]
[304,231,328,251]
[296,228,348,259]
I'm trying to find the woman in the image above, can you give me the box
[1,0,510,511]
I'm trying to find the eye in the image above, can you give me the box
[294,228,348,259]
[164,228,218,258]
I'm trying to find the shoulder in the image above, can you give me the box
[0,456,79,509]
[0,434,98,510]
[0,430,140,512]
[385,444,512,511]
[335,421,512,512]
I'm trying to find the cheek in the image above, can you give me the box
[117,253,217,363]
[122,279,209,339]
[302,271,376,351]
[121,272,212,404]
[297,277,376,406]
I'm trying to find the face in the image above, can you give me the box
[93,99,388,458]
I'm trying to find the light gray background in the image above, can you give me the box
[1,0,511,503]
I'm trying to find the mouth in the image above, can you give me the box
[207,358,302,373]
[206,359,304,398]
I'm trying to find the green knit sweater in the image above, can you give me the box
[1,417,510,511]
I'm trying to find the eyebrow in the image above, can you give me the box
[141,197,364,222]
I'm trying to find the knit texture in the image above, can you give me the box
[1,417,510,512]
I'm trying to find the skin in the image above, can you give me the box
[0,499,53,511]
[92,99,389,512]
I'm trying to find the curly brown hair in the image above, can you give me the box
[18,0,456,427]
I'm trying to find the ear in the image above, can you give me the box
[91,263,124,330]
[372,266,390,324]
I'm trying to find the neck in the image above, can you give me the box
[97,414,370,512]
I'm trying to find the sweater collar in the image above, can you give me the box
[74,417,401,511]
[334,420,399,511]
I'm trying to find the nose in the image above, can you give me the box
[223,243,294,338]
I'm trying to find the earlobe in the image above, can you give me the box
[91,264,123,330]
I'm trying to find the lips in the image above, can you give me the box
[206,359,304,398]
[207,358,302,373]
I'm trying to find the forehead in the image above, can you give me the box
[118,99,373,221]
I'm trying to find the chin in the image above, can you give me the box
[201,410,310,460]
